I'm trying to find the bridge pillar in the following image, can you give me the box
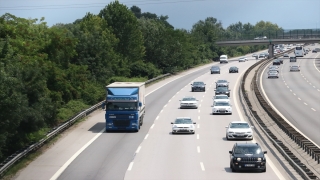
[268,44,274,58]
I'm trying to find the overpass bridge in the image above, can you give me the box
[215,29,320,58]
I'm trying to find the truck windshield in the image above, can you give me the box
[106,102,137,111]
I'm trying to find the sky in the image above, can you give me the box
[0,0,320,30]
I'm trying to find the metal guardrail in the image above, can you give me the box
[0,73,172,177]
[240,48,319,179]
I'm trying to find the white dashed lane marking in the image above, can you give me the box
[200,162,205,171]
[144,134,149,140]
[311,108,316,111]
[136,146,141,153]
[197,134,199,139]
[197,146,201,153]
[304,102,308,105]
[127,162,134,171]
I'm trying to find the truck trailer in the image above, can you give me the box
[102,82,145,132]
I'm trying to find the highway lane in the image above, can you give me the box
[124,59,286,180]
[261,46,320,146]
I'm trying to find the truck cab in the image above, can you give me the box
[102,82,145,132]
[220,55,228,64]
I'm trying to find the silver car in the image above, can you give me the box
[225,121,254,140]
[267,70,279,78]
[171,117,196,134]
[180,96,198,109]
[238,57,246,62]
[212,101,232,115]
[290,65,300,72]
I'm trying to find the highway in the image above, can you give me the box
[54,54,289,180]
[261,45,320,147]
[13,51,294,180]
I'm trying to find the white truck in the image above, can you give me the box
[220,55,228,64]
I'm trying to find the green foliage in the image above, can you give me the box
[106,76,147,84]
[57,100,89,122]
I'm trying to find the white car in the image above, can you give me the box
[171,117,196,134]
[239,57,246,62]
[225,121,254,140]
[180,96,198,109]
[213,95,230,105]
[212,101,232,115]
[267,70,279,78]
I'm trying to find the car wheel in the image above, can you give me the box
[226,135,229,140]
[262,167,266,172]
[192,132,195,134]
[231,164,236,172]
[203,88,206,92]
[229,113,232,115]
[192,89,194,92]
[172,132,175,134]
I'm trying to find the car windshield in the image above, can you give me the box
[217,80,227,83]
[106,102,138,111]
[230,123,250,128]
[291,66,299,69]
[182,97,196,101]
[215,96,228,99]
[269,71,278,73]
[174,118,192,124]
[230,67,237,69]
[193,82,204,85]
[217,87,228,91]
[234,146,262,154]
[215,102,229,106]
[211,66,219,69]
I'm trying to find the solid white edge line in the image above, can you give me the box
[150,124,155,129]
[127,162,134,171]
[50,127,106,180]
[136,146,141,153]
[261,63,320,149]
[200,162,205,171]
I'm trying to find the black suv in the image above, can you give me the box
[191,81,206,92]
[289,56,297,62]
[210,66,220,74]
[229,143,267,172]
[273,59,281,65]
[214,86,230,97]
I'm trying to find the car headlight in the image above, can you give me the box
[247,131,252,133]
[129,116,134,119]
[257,158,262,161]
[132,123,138,126]
[109,116,116,118]
[237,158,241,161]
[228,131,234,133]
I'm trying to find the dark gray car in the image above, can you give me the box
[191,81,206,92]
[210,66,220,74]
[214,86,231,97]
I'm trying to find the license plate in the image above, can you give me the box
[245,164,255,167]
[237,134,244,136]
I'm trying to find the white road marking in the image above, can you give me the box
[318,89,320,92]
[164,104,167,107]
[201,99,203,102]
[289,89,292,92]
[127,162,134,171]
[197,134,199,139]
[198,110,200,113]
[298,98,301,100]
[197,124,200,128]
[198,116,200,120]
[313,86,316,88]
[200,162,205,171]
[160,109,163,113]
[144,134,149,139]
[176,91,179,94]
[287,86,289,88]
[311,108,316,111]
[168,99,171,102]
[156,116,159,120]
[202,95,205,97]
[50,128,106,180]
[197,146,201,153]
[136,146,141,153]
[293,93,296,96]
[150,124,155,129]
[304,102,308,105]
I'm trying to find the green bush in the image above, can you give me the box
[57,100,90,123]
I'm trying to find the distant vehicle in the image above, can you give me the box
[103,82,145,132]
[273,59,281,65]
[259,54,265,58]
[225,121,254,140]
[278,58,283,64]
[283,53,289,57]
[239,57,246,62]
[267,70,279,78]
[290,56,297,62]
[229,143,267,172]
[171,117,196,134]
[179,96,198,109]
[215,86,231,97]
[252,54,258,57]
[294,46,305,57]
[312,49,318,53]
[220,55,228,64]
[210,66,221,74]
[229,66,239,73]
[212,101,232,115]
[290,65,300,72]
[254,36,267,40]
[213,95,230,104]
[216,80,229,87]
[191,81,206,92]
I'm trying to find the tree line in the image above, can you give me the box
[0,1,282,160]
